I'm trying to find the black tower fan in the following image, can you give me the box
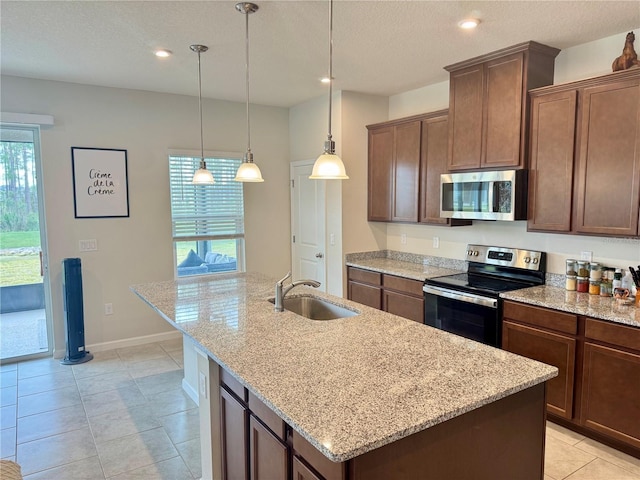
[61,258,93,365]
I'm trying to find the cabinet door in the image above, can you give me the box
[420,115,449,224]
[249,415,289,480]
[220,387,249,480]
[482,53,524,168]
[502,320,576,419]
[368,126,394,221]
[348,281,382,310]
[448,64,484,170]
[575,77,640,236]
[293,456,323,480]
[528,90,577,232]
[581,342,640,449]
[391,121,421,222]
[383,290,424,323]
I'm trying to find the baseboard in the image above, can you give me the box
[182,377,199,406]
[84,330,182,354]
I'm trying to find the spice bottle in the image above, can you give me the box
[577,261,589,277]
[566,259,577,276]
[565,275,577,291]
[589,263,601,281]
[577,277,589,293]
[612,268,623,289]
[589,280,600,295]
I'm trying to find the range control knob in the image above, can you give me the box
[467,250,473,256]
[473,250,479,257]
[524,257,531,263]
[532,257,539,264]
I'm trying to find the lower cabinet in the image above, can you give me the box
[502,300,640,456]
[220,366,342,480]
[347,267,424,323]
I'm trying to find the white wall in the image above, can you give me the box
[1,75,291,356]
[385,29,640,274]
[289,91,388,295]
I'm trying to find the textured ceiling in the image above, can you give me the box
[1,1,639,107]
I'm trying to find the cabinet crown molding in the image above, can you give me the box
[444,40,561,72]
[529,67,640,96]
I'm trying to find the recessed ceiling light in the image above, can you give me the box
[458,19,480,30]
[320,76,333,84]
[154,49,172,58]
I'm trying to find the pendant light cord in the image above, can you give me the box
[327,0,334,147]
[245,8,252,158]
[197,50,205,164]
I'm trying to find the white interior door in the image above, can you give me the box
[291,161,326,291]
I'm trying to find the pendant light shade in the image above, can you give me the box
[310,0,348,180]
[190,44,214,185]
[234,2,264,183]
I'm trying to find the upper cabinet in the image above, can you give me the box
[445,41,560,171]
[528,69,640,237]
[367,111,471,226]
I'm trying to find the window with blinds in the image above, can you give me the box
[169,155,245,277]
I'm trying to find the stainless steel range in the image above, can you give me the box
[423,244,546,347]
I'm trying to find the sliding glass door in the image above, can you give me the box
[0,124,52,362]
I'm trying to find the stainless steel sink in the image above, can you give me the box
[269,295,359,320]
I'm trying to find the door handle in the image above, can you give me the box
[315,253,324,258]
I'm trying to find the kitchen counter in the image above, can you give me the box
[131,272,557,464]
[501,285,640,328]
[345,257,461,281]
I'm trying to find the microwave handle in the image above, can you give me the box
[490,181,499,213]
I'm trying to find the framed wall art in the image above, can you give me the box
[71,147,130,218]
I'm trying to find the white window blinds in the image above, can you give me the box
[169,155,244,241]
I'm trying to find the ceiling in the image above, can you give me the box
[1,1,639,108]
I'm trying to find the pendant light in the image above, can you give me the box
[310,0,349,180]
[190,44,215,185]
[234,2,264,182]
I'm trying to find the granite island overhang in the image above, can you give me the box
[131,272,558,479]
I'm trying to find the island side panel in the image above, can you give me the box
[349,383,547,480]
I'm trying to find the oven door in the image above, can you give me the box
[423,284,501,347]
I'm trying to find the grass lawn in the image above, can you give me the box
[0,231,42,286]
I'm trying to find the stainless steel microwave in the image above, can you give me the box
[440,169,528,221]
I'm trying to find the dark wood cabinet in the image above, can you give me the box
[367,110,470,226]
[347,267,382,310]
[527,90,577,232]
[382,275,424,323]
[502,301,577,419]
[502,300,640,457]
[580,319,640,450]
[575,76,640,236]
[293,456,323,480]
[367,126,394,221]
[528,69,640,237]
[348,267,424,323]
[445,42,559,171]
[367,119,421,222]
[249,415,289,480]
[220,386,249,480]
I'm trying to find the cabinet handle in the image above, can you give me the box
[315,253,324,258]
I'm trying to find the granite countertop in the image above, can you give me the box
[501,285,640,328]
[345,257,461,281]
[131,272,557,463]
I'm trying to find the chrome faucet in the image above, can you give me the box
[274,272,321,312]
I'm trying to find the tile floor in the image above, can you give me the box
[2,340,640,479]
[0,339,201,479]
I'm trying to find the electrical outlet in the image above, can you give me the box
[401,233,407,245]
[330,233,335,246]
[79,239,98,251]
[199,372,208,399]
[433,236,440,249]
[580,251,593,262]
[104,303,113,315]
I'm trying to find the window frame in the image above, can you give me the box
[168,149,246,278]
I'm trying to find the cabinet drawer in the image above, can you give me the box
[585,318,640,352]
[502,301,577,335]
[293,430,345,480]
[249,391,286,441]
[347,267,381,286]
[221,367,247,403]
[383,275,424,297]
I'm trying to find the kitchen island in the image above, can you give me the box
[131,272,558,479]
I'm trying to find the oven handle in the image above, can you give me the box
[423,285,498,309]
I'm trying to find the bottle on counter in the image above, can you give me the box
[566,259,577,276]
[577,261,589,278]
[589,262,601,281]
[565,275,577,291]
[589,279,600,295]
[612,268,623,289]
